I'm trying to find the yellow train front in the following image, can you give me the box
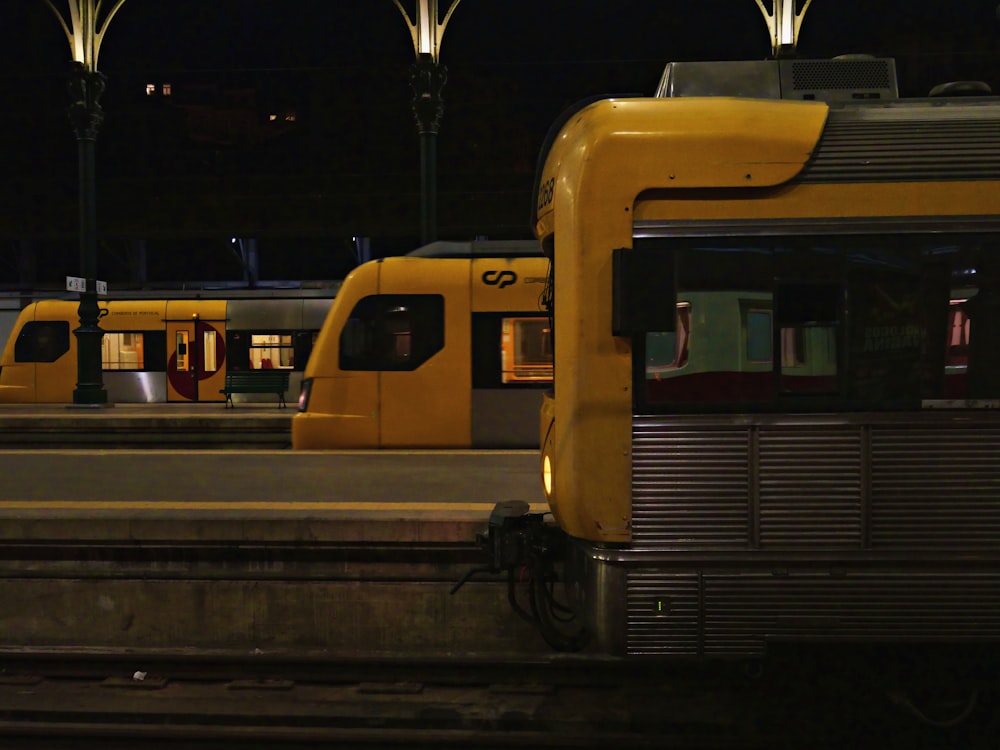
[475,56,1000,659]
[292,241,552,449]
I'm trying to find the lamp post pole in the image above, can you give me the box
[392,0,464,244]
[44,0,129,405]
[67,61,107,404]
[409,54,447,245]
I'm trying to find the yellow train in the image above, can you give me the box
[468,56,1000,661]
[0,290,334,404]
[292,240,552,449]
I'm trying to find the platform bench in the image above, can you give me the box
[220,370,290,408]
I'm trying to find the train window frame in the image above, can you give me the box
[102,331,146,371]
[248,332,294,370]
[339,294,445,372]
[629,230,991,413]
[500,316,553,384]
[14,321,70,363]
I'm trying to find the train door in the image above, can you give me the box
[378,260,470,446]
[165,300,227,402]
[469,256,552,446]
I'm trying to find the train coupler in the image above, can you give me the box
[450,500,554,594]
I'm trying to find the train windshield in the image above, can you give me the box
[624,231,997,412]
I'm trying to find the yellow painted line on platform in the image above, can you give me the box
[0,500,549,512]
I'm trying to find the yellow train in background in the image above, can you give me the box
[292,240,552,449]
[0,290,334,404]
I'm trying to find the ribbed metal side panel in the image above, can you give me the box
[758,428,862,547]
[632,423,748,546]
[698,574,1000,657]
[623,413,1000,655]
[871,425,1000,548]
[800,105,1000,182]
[626,572,700,656]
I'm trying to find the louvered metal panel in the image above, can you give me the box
[758,428,862,547]
[698,573,1000,656]
[626,573,700,656]
[624,570,1000,656]
[870,425,1000,548]
[620,412,1000,655]
[632,422,749,546]
[800,105,1000,182]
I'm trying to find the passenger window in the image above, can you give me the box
[645,302,691,377]
[500,317,553,383]
[340,294,444,371]
[249,333,293,369]
[102,332,145,371]
[746,310,771,363]
[14,321,70,363]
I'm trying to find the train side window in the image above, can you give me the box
[249,333,293,369]
[746,310,772,363]
[645,303,691,376]
[340,294,444,371]
[102,332,145,370]
[14,321,70,363]
[947,300,970,367]
[776,284,839,394]
[203,330,219,372]
[143,331,167,371]
[500,317,553,383]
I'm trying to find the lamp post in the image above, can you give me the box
[392,0,464,244]
[44,0,129,405]
[754,0,814,57]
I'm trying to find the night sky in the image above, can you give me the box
[2,1,999,285]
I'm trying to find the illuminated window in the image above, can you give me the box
[175,331,188,372]
[202,330,218,372]
[250,333,294,369]
[102,332,145,371]
[162,83,172,96]
[501,317,553,383]
[145,83,156,96]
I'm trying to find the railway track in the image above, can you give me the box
[1,647,994,748]
[0,650,769,749]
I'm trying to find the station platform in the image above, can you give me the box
[0,403,552,656]
[0,401,294,448]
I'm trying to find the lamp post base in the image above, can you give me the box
[72,291,107,406]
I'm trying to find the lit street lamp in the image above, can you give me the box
[392,0,464,244]
[755,0,813,57]
[44,0,129,405]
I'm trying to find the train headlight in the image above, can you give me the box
[542,453,553,497]
[297,378,312,412]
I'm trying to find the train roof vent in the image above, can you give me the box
[781,56,898,101]
[929,80,993,97]
[656,57,898,102]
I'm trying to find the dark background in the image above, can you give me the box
[1,1,999,287]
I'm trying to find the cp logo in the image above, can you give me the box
[482,270,517,289]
